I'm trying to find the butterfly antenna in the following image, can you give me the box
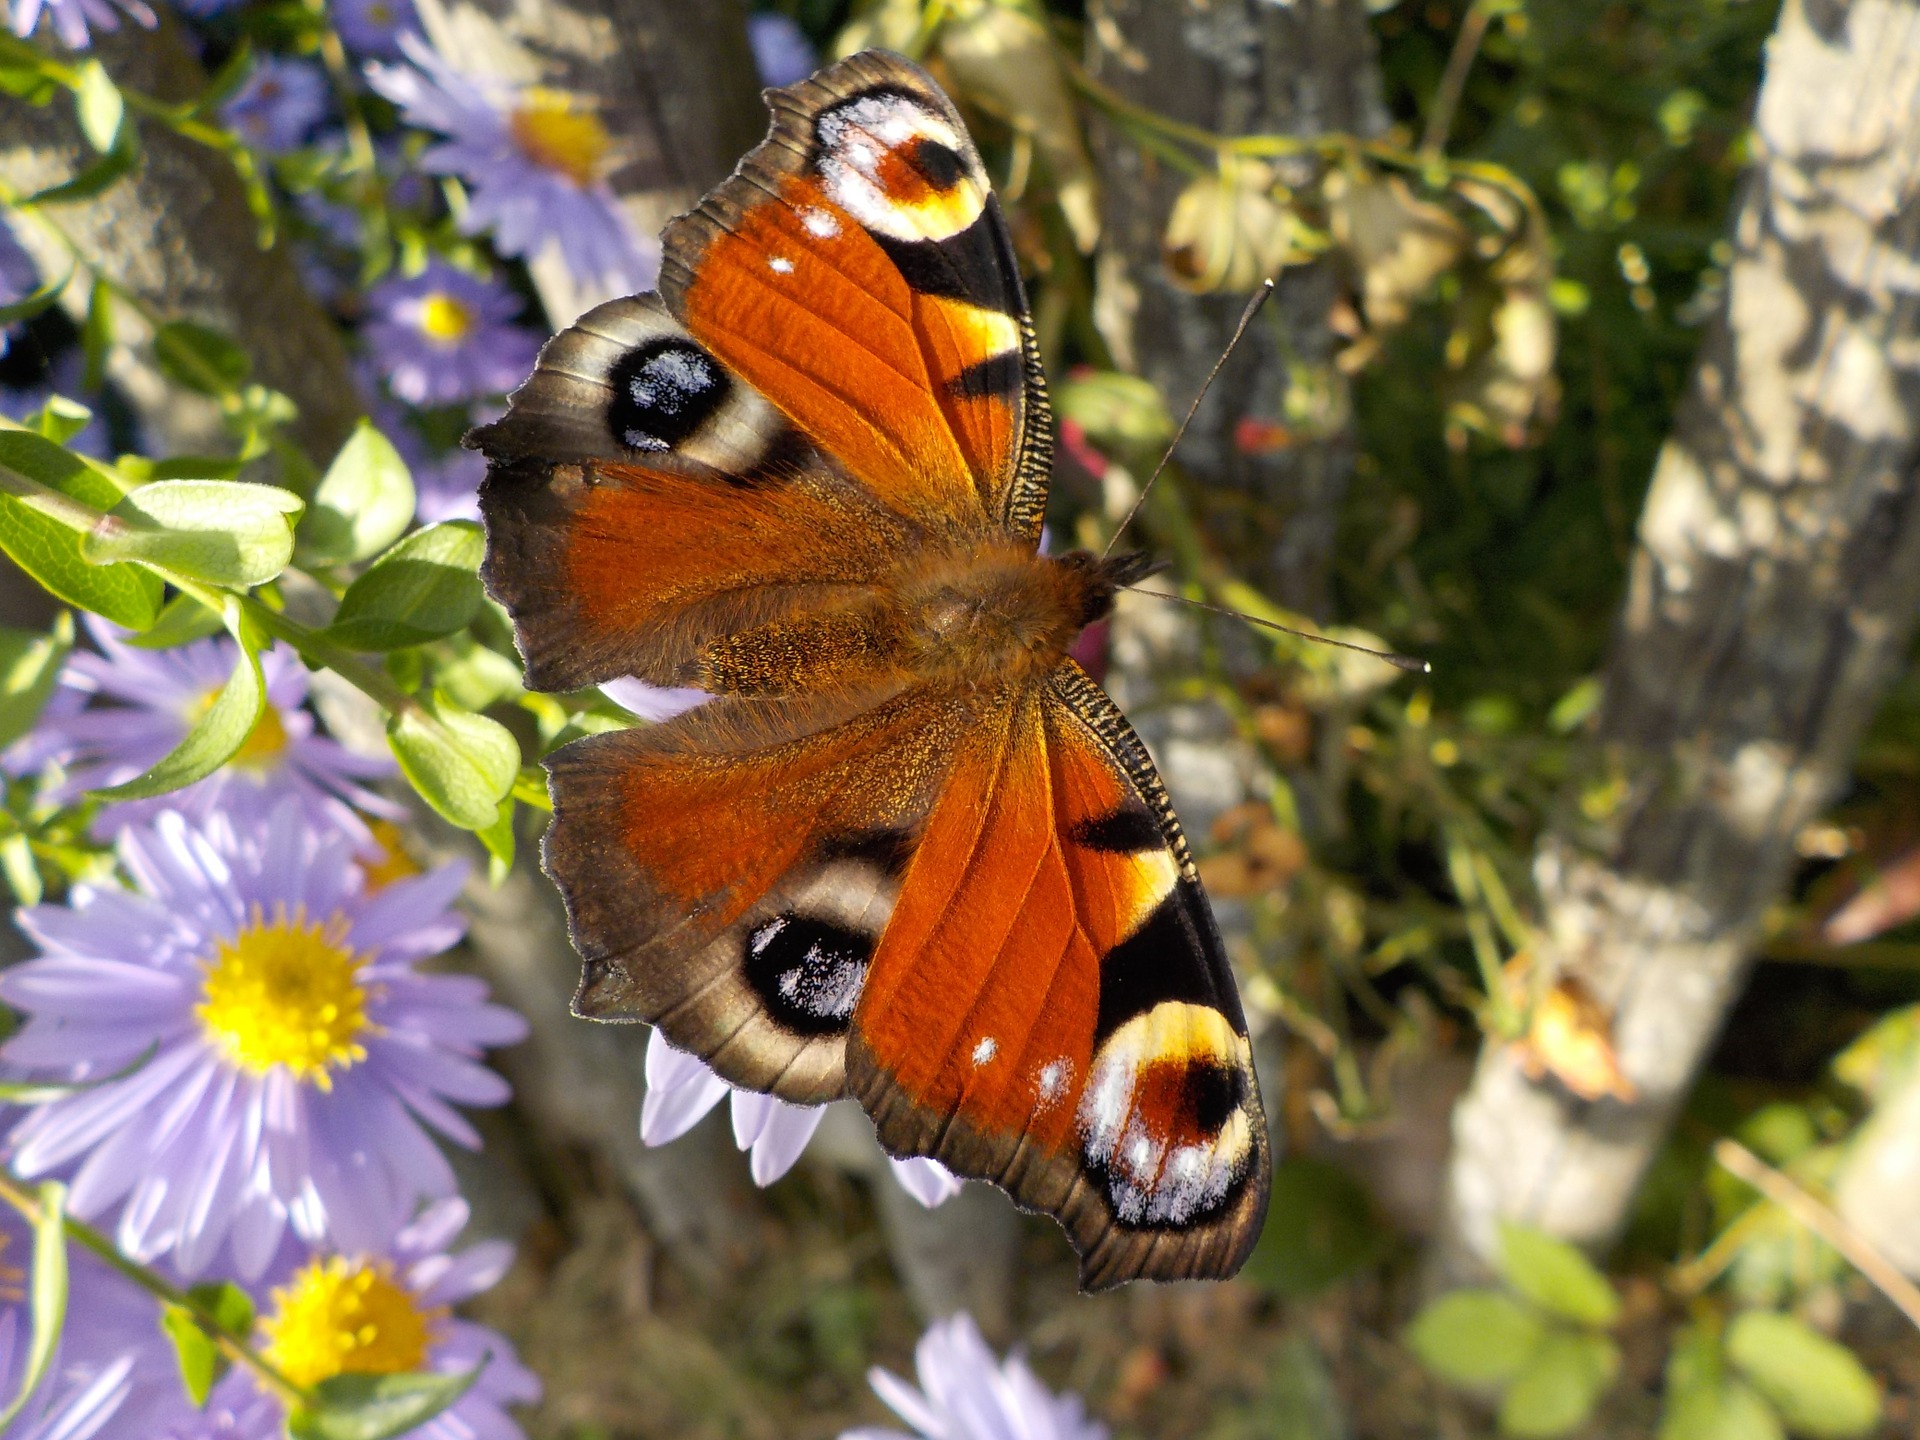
[1128,587,1432,674]
[1100,280,1276,561]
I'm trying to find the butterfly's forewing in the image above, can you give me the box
[543,686,961,1101]
[659,50,1051,540]
[848,663,1271,1288]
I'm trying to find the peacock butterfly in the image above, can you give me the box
[471,48,1271,1288]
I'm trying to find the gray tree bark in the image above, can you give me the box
[1435,0,1920,1279]
[0,13,360,462]
[1085,0,1388,614]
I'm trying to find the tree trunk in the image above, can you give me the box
[1434,0,1920,1279]
[0,16,361,462]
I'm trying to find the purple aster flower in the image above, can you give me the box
[331,0,415,57]
[0,804,529,1279]
[843,1313,1108,1440]
[6,0,151,49]
[17,615,401,842]
[222,58,330,154]
[168,0,241,16]
[363,260,540,407]
[113,1197,538,1440]
[641,1030,962,1207]
[413,445,485,523]
[0,1194,170,1440]
[366,34,656,294]
[747,12,817,88]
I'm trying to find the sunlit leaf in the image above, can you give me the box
[1495,1222,1621,1327]
[0,1181,69,1430]
[82,479,304,587]
[160,1304,226,1408]
[387,692,518,831]
[327,522,483,651]
[0,431,161,629]
[299,422,416,567]
[1726,1311,1880,1439]
[1406,1288,1543,1390]
[0,610,72,751]
[1498,1330,1619,1438]
[289,1359,486,1440]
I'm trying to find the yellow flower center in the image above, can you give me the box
[360,820,420,893]
[417,292,475,344]
[260,1258,442,1389]
[507,89,609,187]
[197,906,370,1088]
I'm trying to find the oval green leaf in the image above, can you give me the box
[0,611,72,751]
[0,1181,69,1430]
[1496,1221,1622,1327]
[1405,1288,1544,1391]
[289,1360,486,1440]
[1726,1311,1880,1439]
[299,421,417,566]
[83,479,304,587]
[160,1303,225,1408]
[1661,1380,1788,1440]
[387,693,518,831]
[74,59,124,152]
[327,521,484,652]
[0,432,161,629]
[92,600,266,801]
[1498,1330,1620,1439]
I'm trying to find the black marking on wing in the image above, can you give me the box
[743,912,871,1037]
[909,136,966,190]
[871,205,1022,314]
[607,339,729,453]
[1071,804,1163,854]
[1092,879,1243,1043]
[946,351,1024,401]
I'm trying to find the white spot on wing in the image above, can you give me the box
[971,1036,997,1066]
[768,256,794,274]
[800,207,841,238]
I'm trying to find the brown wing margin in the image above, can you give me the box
[848,664,1271,1289]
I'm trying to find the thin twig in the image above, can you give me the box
[1128,587,1430,672]
[1421,0,1495,160]
[1710,1138,1920,1335]
[1101,280,1275,559]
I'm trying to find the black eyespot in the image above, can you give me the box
[743,913,871,1036]
[606,339,727,453]
[910,137,966,190]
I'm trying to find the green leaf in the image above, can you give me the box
[92,600,266,801]
[1405,1289,1544,1390]
[0,432,161,630]
[387,693,518,831]
[1,832,41,905]
[0,611,72,751]
[1243,1158,1387,1296]
[80,276,113,391]
[153,320,251,397]
[0,1181,69,1430]
[83,480,304,587]
[298,421,417,566]
[31,395,96,446]
[1498,1330,1620,1439]
[1496,1222,1621,1326]
[73,59,124,152]
[184,1280,255,1338]
[1726,1311,1880,1439]
[160,1303,226,1408]
[289,1360,486,1440]
[125,591,227,649]
[1054,369,1175,449]
[327,522,484,652]
[431,633,523,712]
[0,263,71,326]
[476,796,515,880]
[1661,1380,1787,1440]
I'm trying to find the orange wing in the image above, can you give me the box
[659,50,1051,539]
[848,664,1271,1288]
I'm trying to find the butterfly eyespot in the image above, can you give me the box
[908,137,965,190]
[606,338,728,453]
[1077,1002,1257,1228]
[814,88,985,243]
[743,911,871,1036]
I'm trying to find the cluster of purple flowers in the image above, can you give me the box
[0,610,538,1436]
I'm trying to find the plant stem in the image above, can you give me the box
[0,1171,308,1406]
[1421,0,1495,159]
